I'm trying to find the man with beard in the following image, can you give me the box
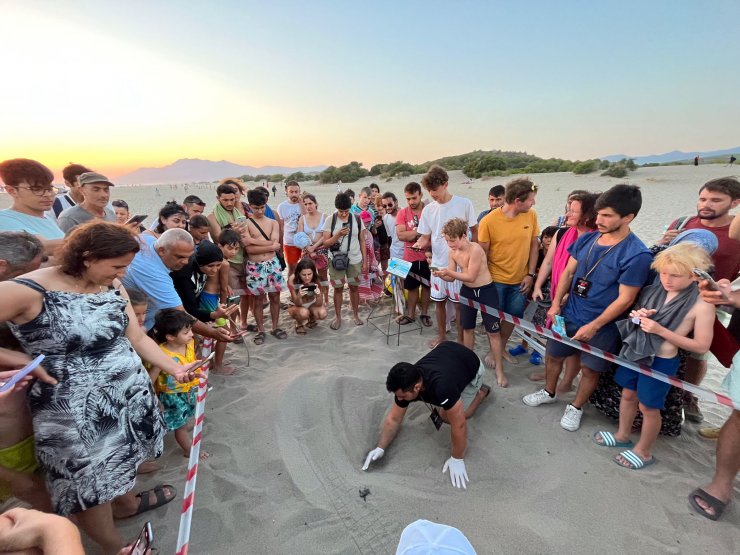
[657,177,740,422]
[523,184,653,432]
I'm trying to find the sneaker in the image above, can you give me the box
[522,388,557,407]
[529,351,542,365]
[508,345,528,357]
[560,404,583,431]
[698,426,720,439]
[684,396,704,423]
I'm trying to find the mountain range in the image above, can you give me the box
[601,146,739,165]
[116,158,327,185]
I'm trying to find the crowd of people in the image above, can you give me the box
[0,156,738,552]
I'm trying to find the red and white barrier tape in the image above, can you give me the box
[408,272,740,411]
[175,337,214,555]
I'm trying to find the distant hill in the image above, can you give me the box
[116,158,327,185]
[601,147,739,165]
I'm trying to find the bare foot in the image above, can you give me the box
[353,316,364,326]
[136,460,162,475]
[528,371,545,382]
[556,382,574,394]
[483,352,496,369]
[496,371,509,388]
[429,336,446,349]
[503,351,517,364]
[211,364,236,376]
[330,319,341,330]
[184,450,211,461]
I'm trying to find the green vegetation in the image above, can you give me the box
[284,171,315,182]
[601,158,635,178]
[572,160,599,174]
[318,161,370,184]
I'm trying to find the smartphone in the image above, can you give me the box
[692,268,721,291]
[302,284,317,292]
[128,522,153,555]
[227,294,241,306]
[236,215,247,224]
[125,214,148,226]
[430,266,439,272]
[0,355,45,393]
[342,222,349,229]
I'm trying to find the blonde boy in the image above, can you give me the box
[433,218,505,387]
[594,243,715,469]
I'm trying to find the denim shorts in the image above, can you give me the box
[493,282,526,318]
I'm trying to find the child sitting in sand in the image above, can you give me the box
[287,258,328,335]
[433,218,505,387]
[149,309,209,461]
[593,243,715,470]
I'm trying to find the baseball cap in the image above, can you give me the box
[78,172,114,187]
[396,520,476,554]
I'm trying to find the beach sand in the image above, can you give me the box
[2,164,738,552]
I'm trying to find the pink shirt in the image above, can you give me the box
[396,206,426,262]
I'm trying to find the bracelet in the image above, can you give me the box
[527,273,536,278]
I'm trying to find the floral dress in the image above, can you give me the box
[7,278,165,515]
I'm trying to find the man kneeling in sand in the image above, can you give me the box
[362,342,491,489]
[433,217,505,386]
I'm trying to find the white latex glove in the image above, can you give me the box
[442,457,469,489]
[362,447,385,470]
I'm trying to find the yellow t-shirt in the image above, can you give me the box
[155,341,199,394]
[478,208,540,284]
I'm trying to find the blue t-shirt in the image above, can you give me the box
[562,231,652,327]
[121,235,183,330]
[265,204,276,220]
[0,209,64,239]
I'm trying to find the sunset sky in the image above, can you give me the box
[2,0,739,179]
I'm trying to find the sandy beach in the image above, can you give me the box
[1,164,738,553]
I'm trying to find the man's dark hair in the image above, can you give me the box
[595,184,642,218]
[381,191,397,202]
[62,163,92,185]
[218,228,241,246]
[247,189,268,206]
[488,185,505,197]
[504,177,537,204]
[404,182,422,195]
[152,308,196,343]
[216,183,238,197]
[344,188,355,201]
[255,186,270,195]
[421,165,448,191]
[183,195,205,207]
[189,214,210,229]
[335,192,352,210]
[700,177,740,201]
[285,180,300,190]
[386,362,422,393]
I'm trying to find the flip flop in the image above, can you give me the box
[253,331,266,345]
[593,431,634,448]
[688,488,728,521]
[271,328,288,340]
[306,320,319,329]
[614,450,656,470]
[395,315,416,325]
[118,484,176,519]
[295,324,307,335]
[420,314,433,327]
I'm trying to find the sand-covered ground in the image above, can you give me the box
[2,164,738,552]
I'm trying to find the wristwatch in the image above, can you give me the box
[527,273,536,278]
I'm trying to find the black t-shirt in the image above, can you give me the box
[394,342,480,411]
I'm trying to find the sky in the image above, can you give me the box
[2,0,739,179]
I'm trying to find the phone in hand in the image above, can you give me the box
[236,215,247,224]
[692,268,728,299]
[342,222,349,229]
[0,355,45,393]
[125,214,148,226]
[227,295,241,306]
[302,283,317,292]
[128,522,153,555]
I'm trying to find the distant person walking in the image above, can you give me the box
[726,155,736,167]
[271,184,277,197]
[694,156,700,166]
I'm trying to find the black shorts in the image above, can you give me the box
[404,260,431,290]
[459,282,501,333]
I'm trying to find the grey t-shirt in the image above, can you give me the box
[58,205,117,234]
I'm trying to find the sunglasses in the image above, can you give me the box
[382,203,394,208]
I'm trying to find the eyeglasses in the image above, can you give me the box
[382,203,394,209]
[16,185,58,197]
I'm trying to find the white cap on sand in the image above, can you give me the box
[396,519,477,555]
